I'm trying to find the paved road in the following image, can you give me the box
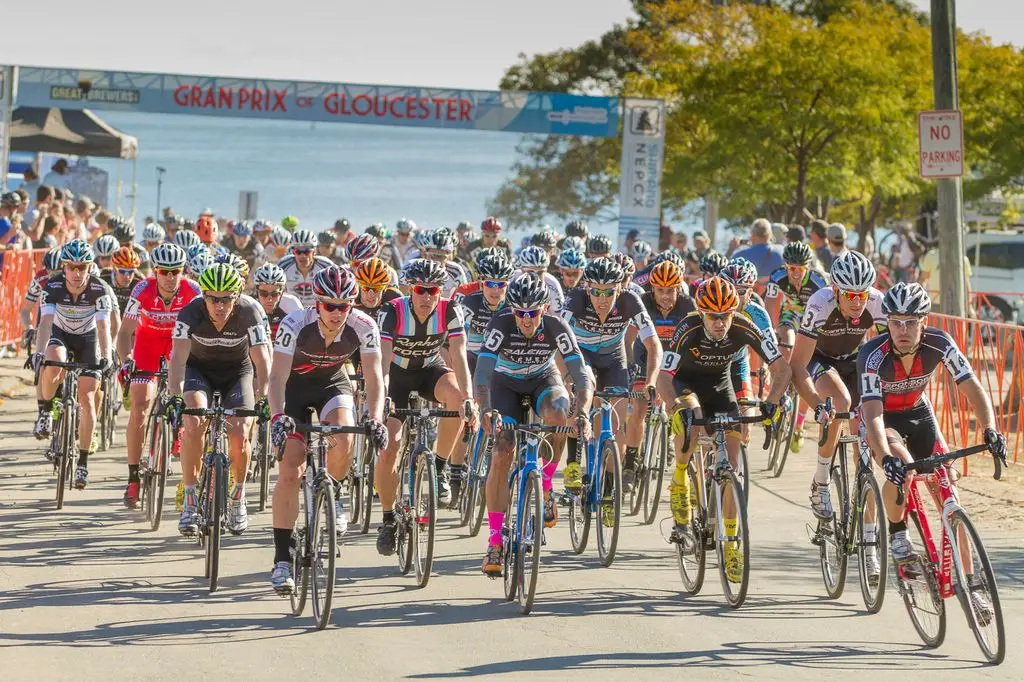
[0,360,1020,680]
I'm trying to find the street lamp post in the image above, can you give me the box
[156,166,166,219]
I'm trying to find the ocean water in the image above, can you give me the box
[87,111,623,242]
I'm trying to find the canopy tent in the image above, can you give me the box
[9,107,138,159]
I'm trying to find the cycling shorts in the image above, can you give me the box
[388,364,452,416]
[808,353,860,407]
[490,370,566,424]
[582,349,629,392]
[284,375,355,425]
[48,327,101,380]
[673,369,739,433]
[884,401,949,470]
[183,365,255,410]
[132,332,172,382]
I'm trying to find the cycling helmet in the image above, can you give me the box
[216,253,250,279]
[584,257,624,285]
[291,229,317,249]
[109,216,135,244]
[150,243,187,270]
[720,261,757,288]
[281,215,299,231]
[252,219,272,233]
[629,240,653,261]
[232,221,253,238]
[143,223,166,243]
[198,262,244,293]
[830,250,876,292]
[401,258,447,286]
[317,230,336,246]
[43,247,63,272]
[270,226,292,247]
[557,248,587,269]
[611,252,636,279]
[413,230,433,250]
[396,218,416,234]
[0,191,19,207]
[93,234,119,259]
[173,229,201,250]
[531,230,559,250]
[111,246,142,270]
[188,249,215,277]
[783,241,814,266]
[699,251,728,276]
[505,273,549,309]
[425,228,457,253]
[560,236,586,253]
[882,282,931,317]
[312,266,359,300]
[346,233,380,262]
[653,250,685,268]
[253,262,287,287]
[474,247,504,268]
[354,258,393,289]
[516,245,550,269]
[362,223,384,240]
[476,253,515,281]
[695,276,740,313]
[648,260,683,288]
[481,216,503,233]
[462,229,478,244]
[61,239,95,264]
[195,216,217,243]
[587,234,613,257]
[565,219,589,239]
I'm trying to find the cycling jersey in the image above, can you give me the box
[633,291,695,383]
[458,290,508,356]
[264,293,303,340]
[123,276,203,373]
[560,288,656,359]
[221,236,266,269]
[171,294,271,381]
[100,267,145,315]
[26,271,50,305]
[277,254,335,306]
[662,312,781,377]
[857,327,972,412]
[731,301,777,400]
[453,280,481,301]
[798,287,886,361]
[275,306,380,384]
[378,296,464,370]
[441,261,471,298]
[765,266,829,328]
[40,273,114,335]
[353,288,401,321]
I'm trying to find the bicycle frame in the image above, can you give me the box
[904,465,966,600]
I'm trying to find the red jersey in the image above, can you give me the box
[123,276,202,371]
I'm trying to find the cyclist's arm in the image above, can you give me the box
[250,342,271,401]
[656,356,678,407]
[379,338,393,386]
[957,376,997,432]
[641,332,663,391]
[361,348,385,422]
[167,338,190,396]
[96,316,112,363]
[763,356,792,404]
[472,352,497,414]
[19,295,36,329]
[116,314,138,362]
[268,351,292,415]
[624,324,638,366]
[789,331,821,408]
[448,333,473,401]
[35,312,54,354]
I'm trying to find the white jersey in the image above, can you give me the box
[277,254,335,307]
[279,293,303,315]
[443,261,471,298]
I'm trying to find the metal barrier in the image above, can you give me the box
[0,249,45,348]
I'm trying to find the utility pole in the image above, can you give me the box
[931,0,967,317]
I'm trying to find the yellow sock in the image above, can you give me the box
[724,517,738,544]
[672,461,688,486]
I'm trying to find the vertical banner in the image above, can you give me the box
[618,98,666,248]
[0,66,16,192]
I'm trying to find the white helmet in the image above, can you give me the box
[143,223,166,244]
[270,226,292,247]
[516,245,550,269]
[150,243,187,269]
[93,234,119,258]
[830,250,875,292]
[882,282,931,317]
[253,262,287,287]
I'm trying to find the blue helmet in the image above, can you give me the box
[61,239,95,264]
[232,221,253,237]
[557,248,587,269]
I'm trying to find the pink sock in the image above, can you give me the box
[488,511,504,546]
[542,458,558,492]
[796,413,805,428]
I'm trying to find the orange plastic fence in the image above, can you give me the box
[925,312,1024,473]
[0,249,45,348]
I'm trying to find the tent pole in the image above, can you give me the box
[115,158,122,215]
[130,157,137,222]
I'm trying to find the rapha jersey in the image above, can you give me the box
[275,306,380,385]
[378,296,465,370]
[479,310,583,379]
[100,268,146,315]
[264,293,303,341]
[764,267,829,314]
[40,273,114,335]
[277,254,335,307]
[857,327,972,412]
[560,288,656,357]
[662,312,781,376]
[171,294,270,375]
[458,291,508,355]
[799,287,887,361]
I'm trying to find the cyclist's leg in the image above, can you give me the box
[126,378,156,467]
[181,369,212,488]
[431,366,464,462]
[375,368,416,525]
[320,377,356,481]
[223,374,256,500]
[73,332,103,461]
[271,430,308,576]
[809,359,850,484]
[482,379,523,573]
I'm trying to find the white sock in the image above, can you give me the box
[863,523,877,543]
[813,457,831,485]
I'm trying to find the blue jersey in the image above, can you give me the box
[732,300,780,382]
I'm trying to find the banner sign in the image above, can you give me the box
[15,67,619,138]
[618,98,666,247]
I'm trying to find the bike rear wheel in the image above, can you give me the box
[568,461,591,554]
[148,417,170,532]
[460,430,482,528]
[412,452,436,588]
[677,457,707,594]
[467,435,490,537]
[502,471,521,602]
[206,455,225,593]
[596,439,621,567]
[641,413,668,525]
[715,470,750,608]
[290,483,312,616]
[55,406,71,509]
[855,473,886,613]
[949,508,1004,664]
[360,447,375,535]
[257,420,271,511]
[518,470,543,614]
[819,466,849,599]
[738,443,750,505]
[771,395,798,478]
[310,479,337,630]
[897,511,946,648]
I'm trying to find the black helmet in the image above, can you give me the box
[584,256,624,285]
[425,228,457,253]
[783,241,814,266]
[109,216,135,244]
[505,273,549,309]
[401,258,447,286]
[882,282,931,317]
[530,230,558,249]
[565,219,589,239]
[334,218,351,231]
[317,231,336,246]
[699,251,728,276]
[476,253,514,281]
[653,250,685,268]
[587,234,613,257]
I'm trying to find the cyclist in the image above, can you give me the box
[251,219,274,250]
[555,248,586,293]
[515,245,564,314]
[857,283,1007,587]
[186,246,215,280]
[560,257,661,503]
[222,220,266,271]
[317,230,340,263]
[611,252,645,298]
[31,240,115,489]
[391,218,418,269]
[475,273,594,575]
[634,251,685,292]
[173,229,202,252]
[764,241,830,451]
[194,215,220,247]
[102,246,146,321]
[657,277,792,571]
[116,243,200,508]
[93,235,119,270]
[464,217,512,262]
[267,266,388,594]
[353,258,402,318]
[164,263,272,537]
[277,229,335,306]
[142,223,166,252]
[269,227,292,261]
[345,233,399,285]
[585,234,613,260]
[629,240,653,271]
[789,250,886,524]
[109,216,151,275]
[251,263,302,342]
[374,258,477,555]
[688,251,728,297]
[21,248,63,346]
[420,228,470,297]
[530,229,559,271]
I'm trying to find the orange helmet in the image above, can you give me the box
[648,260,682,289]
[354,257,392,289]
[695,276,739,313]
[195,216,217,244]
[111,246,141,270]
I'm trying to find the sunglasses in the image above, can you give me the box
[116,268,136,277]
[319,300,352,313]
[588,287,617,298]
[293,247,313,255]
[735,287,752,297]
[205,294,237,305]
[839,289,870,302]
[363,285,387,293]
[156,268,182,276]
[786,265,808,272]
[412,284,441,296]
[702,311,733,321]
[257,288,283,298]
[65,264,90,272]
[513,308,542,319]
[483,280,508,289]
[889,317,922,330]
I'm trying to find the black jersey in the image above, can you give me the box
[222,236,266,270]
[641,291,696,347]
[100,267,145,315]
[560,288,656,358]
[857,327,972,412]
[458,290,508,356]
[799,287,887,361]
[275,306,380,385]
[663,312,781,376]
[378,296,465,370]
[477,310,583,380]
[172,294,270,377]
[40,273,115,335]
[764,267,829,312]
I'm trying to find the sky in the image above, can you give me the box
[909,0,1022,47]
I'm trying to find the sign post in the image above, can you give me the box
[0,66,16,192]
[618,98,666,248]
[238,191,258,221]
[918,110,963,179]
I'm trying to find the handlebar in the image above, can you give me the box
[294,423,367,436]
[514,423,577,436]
[594,388,648,401]
[181,406,262,418]
[391,407,462,418]
[40,360,96,370]
[680,409,772,453]
[895,443,996,506]
[817,410,857,447]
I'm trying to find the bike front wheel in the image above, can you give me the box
[676,457,707,595]
[502,471,520,603]
[715,470,750,608]
[771,395,798,478]
[359,445,376,535]
[518,470,543,614]
[897,511,946,648]
[290,484,312,616]
[595,439,621,568]
[206,455,225,593]
[949,508,1004,664]
[148,417,170,532]
[310,479,337,630]
[412,452,436,588]
[855,473,886,613]
[641,413,668,525]
[819,466,849,599]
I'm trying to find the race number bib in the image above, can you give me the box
[483,328,504,352]
[860,372,883,399]
[171,320,190,340]
[661,352,681,372]
[941,343,972,382]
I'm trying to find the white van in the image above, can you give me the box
[964,230,1024,324]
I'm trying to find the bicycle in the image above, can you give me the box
[245,396,273,512]
[135,358,174,531]
[808,404,886,612]
[390,392,469,588]
[892,444,1005,664]
[458,424,492,537]
[175,393,263,593]
[567,387,644,568]
[97,355,120,452]
[37,360,92,510]
[626,387,668,525]
[674,408,770,608]
[289,419,370,630]
[344,373,375,535]
[765,386,799,478]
